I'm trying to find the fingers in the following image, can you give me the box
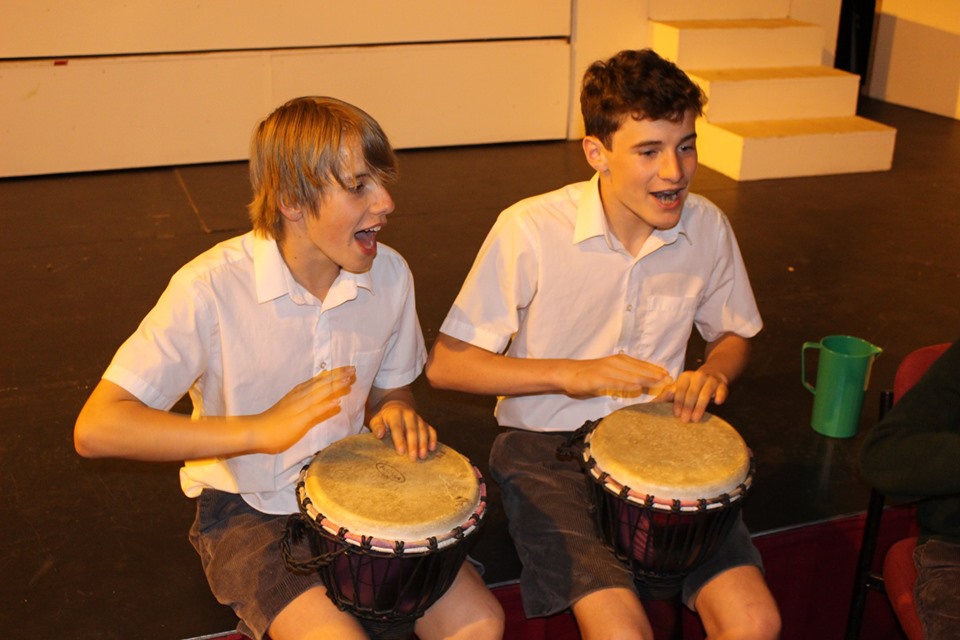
[313,366,357,396]
[299,366,355,419]
[567,355,672,397]
[671,371,728,422]
[370,401,437,461]
[610,355,671,388]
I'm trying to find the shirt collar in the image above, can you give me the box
[573,173,691,252]
[252,232,374,307]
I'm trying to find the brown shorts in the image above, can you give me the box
[188,489,418,640]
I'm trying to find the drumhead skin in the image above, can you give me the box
[303,433,481,542]
[587,403,751,502]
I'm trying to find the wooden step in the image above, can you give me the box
[651,19,823,70]
[696,116,897,181]
[649,0,789,21]
[688,67,861,122]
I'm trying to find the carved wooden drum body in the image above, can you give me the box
[581,403,754,588]
[282,433,486,634]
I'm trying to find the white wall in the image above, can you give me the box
[867,0,960,119]
[0,1,572,176]
[2,0,955,177]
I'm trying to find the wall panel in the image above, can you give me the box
[1,1,571,58]
[1,41,570,177]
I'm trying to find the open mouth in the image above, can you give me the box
[354,225,381,251]
[651,189,683,205]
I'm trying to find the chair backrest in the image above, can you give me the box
[893,343,952,403]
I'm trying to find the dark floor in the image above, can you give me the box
[3,97,959,639]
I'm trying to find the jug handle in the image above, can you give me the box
[801,342,820,394]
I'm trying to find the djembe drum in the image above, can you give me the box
[578,403,754,589]
[281,432,486,637]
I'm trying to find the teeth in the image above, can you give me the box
[356,225,381,235]
[654,190,679,203]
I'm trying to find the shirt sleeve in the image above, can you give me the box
[693,209,763,343]
[439,211,539,354]
[372,259,427,390]
[103,269,213,410]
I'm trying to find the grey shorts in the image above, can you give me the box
[189,489,418,640]
[188,489,320,640]
[489,429,763,618]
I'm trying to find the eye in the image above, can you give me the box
[348,178,369,195]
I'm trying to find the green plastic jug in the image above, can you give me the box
[802,335,882,438]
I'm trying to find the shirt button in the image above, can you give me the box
[626,304,633,312]
[320,362,327,370]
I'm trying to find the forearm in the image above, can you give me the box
[425,333,572,396]
[74,380,259,461]
[366,385,416,416]
[861,426,960,497]
[861,341,960,496]
[699,333,751,386]
[426,333,670,398]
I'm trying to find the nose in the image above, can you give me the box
[374,184,395,217]
[658,151,683,182]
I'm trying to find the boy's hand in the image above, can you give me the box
[562,354,672,399]
[255,366,356,453]
[653,369,729,423]
[369,400,437,461]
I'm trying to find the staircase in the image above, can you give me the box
[648,0,897,181]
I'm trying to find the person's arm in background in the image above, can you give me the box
[860,338,960,498]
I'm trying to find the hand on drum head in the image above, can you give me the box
[368,391,438,461]
[254,366,356,453]
[653,369,729,422]
[561,354,671,399]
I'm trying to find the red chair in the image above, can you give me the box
[845,342,952,640]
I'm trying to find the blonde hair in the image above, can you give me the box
[247,96,397,239]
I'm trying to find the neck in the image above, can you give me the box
[598,180,654,257]
[277,235,340,301]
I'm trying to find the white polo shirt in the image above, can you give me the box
[440,174,762,432]
[103,231,426,514]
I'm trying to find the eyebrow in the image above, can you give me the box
[632,132,698,150]
[337,170,372,186]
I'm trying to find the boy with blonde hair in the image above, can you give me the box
[76,96,503,640]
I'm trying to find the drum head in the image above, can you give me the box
[303,433,481,542]
[588,403,750,501]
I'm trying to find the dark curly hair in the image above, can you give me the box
[580,49,706,148]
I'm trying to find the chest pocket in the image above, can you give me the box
[639,295,698,372]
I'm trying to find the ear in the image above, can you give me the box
[582,136,610,174]
[279,199,303,222]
